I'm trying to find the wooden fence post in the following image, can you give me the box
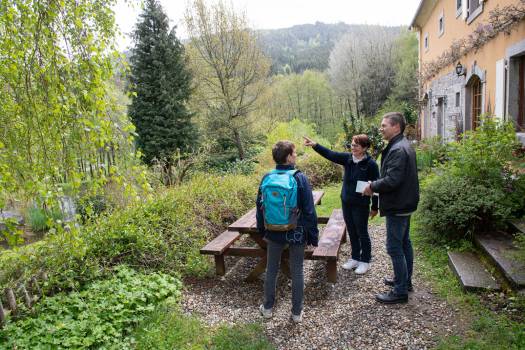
[5,288,16,314]
[30,276,41,300]
[0,299,5,327]
[19,284,32,308]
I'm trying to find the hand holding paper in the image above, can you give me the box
[362,182,375,197]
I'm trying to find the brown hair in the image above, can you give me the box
[352,134,371,149]
[272,140,295,165]
[382,112,406,133]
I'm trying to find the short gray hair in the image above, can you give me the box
[382,112,406,133]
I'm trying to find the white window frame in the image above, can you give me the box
[438,10,445,37]
[456,0,462,18]
[467,0,483,24]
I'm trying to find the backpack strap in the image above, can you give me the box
[288,169,300,177]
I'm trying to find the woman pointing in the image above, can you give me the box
[304,135,379,274]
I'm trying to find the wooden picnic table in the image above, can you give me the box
[201,190,348,282]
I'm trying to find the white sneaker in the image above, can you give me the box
[342,259,360,270]
[259,304,273,319]
[292,310,303,323]
[355,262,370,274]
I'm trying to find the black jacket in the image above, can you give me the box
[371,134,419,216]
[313,144,379,210]
[256,164,319,246]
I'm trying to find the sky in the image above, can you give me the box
[113,0,422,50]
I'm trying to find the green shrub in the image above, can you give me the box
[342,113,385,159]
[297,152,342,188]
[418,173,515,239]
[256,119,330,172]
[76,194,108,222]
[416,136,449,172]
[0,217,24,247]
[417,117,525,240]
[0,266,182,349]
[0,173,258,291]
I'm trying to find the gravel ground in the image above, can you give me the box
[182,224,467,350]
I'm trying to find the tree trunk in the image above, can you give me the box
[233,128,245,160]
[163,162,173,186]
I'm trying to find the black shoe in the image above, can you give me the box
[383,277,413,292]
[375,291,408,304]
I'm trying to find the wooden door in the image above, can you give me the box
[471,76,482,130]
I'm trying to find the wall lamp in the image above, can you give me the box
[455,62,466,76]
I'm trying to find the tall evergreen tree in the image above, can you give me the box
[129,0,195,184]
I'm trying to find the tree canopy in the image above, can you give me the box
[0,0,137,207]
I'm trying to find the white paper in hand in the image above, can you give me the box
[355,180,368,193]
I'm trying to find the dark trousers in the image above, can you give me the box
[342,203,371,263]
[263,240,304,316]
[385,215,414,295]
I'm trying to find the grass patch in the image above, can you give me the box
[317,183,385,225]
[411,219,525,349]
[210,323,275,350]
[316,183,341,217]
[133,301,274,349]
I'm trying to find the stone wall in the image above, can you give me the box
[424,70,466,142]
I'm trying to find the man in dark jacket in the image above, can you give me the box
[256,140,319,323]
[363,112,419,304]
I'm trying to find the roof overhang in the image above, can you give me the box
[410,0,439,31]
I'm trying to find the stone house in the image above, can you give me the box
[410,0,525,143]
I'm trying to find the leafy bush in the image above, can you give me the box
[417,117,525,239]
[418,174,515,239]
[0,266,182,349]
[297,152,342,188]
[76,194,108,223]
[342,113,385,159]
[416,136,450,172]
[0,173,257,291]
[256,119,330,172]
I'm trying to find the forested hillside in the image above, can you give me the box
[258,22,403,75]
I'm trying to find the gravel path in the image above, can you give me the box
[182,224,467,350]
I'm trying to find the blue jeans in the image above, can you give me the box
[385,215,413,295]
[263,240,304,316]
[342,204,371,263]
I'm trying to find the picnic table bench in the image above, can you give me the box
[200,191,348,282]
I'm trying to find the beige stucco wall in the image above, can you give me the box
[419,0,520,64]
[415,0,525,137]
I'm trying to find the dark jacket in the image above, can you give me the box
[371,133,420,216]
[313,144,379,210]
[256,164,319,246]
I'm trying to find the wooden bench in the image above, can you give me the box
[312,209,347,283]
[200,230,241,275]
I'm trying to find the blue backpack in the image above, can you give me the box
[260,169,299,231]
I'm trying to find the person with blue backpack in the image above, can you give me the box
[256,140,319,324]
[303,134,379,275]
